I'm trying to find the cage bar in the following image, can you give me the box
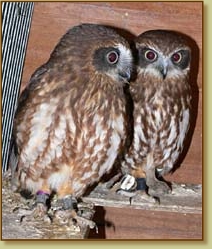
[2,2,34,172]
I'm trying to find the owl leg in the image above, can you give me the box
[114,174,158,204]
[52,187,96,230]
[145,167,171,197]
[53,196,96,230]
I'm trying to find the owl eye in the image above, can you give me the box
[106,51,119,64]
[144,50,157,61]
[172,52,182,63]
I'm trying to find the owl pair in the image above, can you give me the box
[10,24,191,229]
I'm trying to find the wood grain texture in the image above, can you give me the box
[21,2,202,88]
[88,206,202,239]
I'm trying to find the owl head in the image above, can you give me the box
[49,23,133,84]
[135,30,191,80]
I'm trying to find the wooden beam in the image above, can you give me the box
[84,181,202,214]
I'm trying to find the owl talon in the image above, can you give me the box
[13,191,52,223]
[72,212,97,230]
[15,202,51,224]
[54,209,96,230]
[52,196,96,231]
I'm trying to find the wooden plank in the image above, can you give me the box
[88,206,202,239]
[83,182,202,214]
[85,182,202,239]
[21,2,202,89]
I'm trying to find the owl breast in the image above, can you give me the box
[131,86,190,175]
[15,88,127,197]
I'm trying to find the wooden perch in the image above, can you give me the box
[2,173,202,239]
[83,182,202,214]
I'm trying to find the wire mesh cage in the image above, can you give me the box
[2,2,34,172]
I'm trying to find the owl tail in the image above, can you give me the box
[8,136,20,192]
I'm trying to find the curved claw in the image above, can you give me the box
[14,202,51,224]
[54,208,97,231]
[52,196,97,231]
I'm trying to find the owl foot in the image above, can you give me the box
[54,209,96,230]
[14,191,51,224]
[115,175,157,203]
[147,180,171,197]
[144,164,172,197]
[52,196,96,231]
[146,170,171,197]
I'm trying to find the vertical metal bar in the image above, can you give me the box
[2,2,34,172]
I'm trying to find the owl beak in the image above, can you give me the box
[160,61,168,79]
[160,67,167,80]
[119,68,131,82]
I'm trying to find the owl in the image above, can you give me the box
[10,23,132,228]
[121,30,192,197]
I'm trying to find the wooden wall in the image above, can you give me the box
[20,2,202,239]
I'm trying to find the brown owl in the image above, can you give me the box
[10,23,132,228]
[121,30,192,197]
